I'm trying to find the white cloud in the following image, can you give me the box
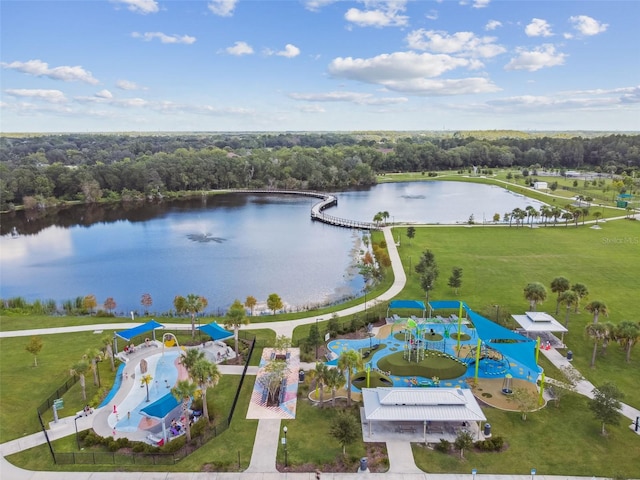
[472,0,490,8]
[505,44,567,72]
[525,18,553,37]
[208,0,238,17]
[406,30,506,58]
[5,88,67,103]
[1,59,99,84]
[327,51,500,95]
[303,0,338,11]
[289,91,408,105]
[95,89,113,99]
[276,44,301,58]
[299,104,326,113]
[426,9,438,20]
[131,32,196,44]
[116,79,142,90]
[344,1,409,28]
[569,15,608,36]
[381,77,500,95]
[485,20,502,31]
[112,0,159,14]
[329,52,471,83]
[225,41,254,56]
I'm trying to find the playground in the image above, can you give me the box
[328,300,544,409]
[92,321,235,444]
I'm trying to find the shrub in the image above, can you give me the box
[160,436,186,453]
[475,436,505,452]
[435,438,451,453]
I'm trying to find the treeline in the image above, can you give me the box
[1,132,639,210]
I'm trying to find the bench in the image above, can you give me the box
[395,425,417,433]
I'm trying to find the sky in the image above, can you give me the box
[1,0,639,133]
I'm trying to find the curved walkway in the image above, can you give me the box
[1,226,638,479]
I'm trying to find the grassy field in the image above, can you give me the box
[394,219,640,406]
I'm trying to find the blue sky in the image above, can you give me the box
[1,0,639,132]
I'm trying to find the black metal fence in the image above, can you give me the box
[40,335,255,465]
[37,375,79,416]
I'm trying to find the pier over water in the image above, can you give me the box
[231,189,379,230]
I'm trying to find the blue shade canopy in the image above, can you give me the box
[140,392,180,420]
[116,320,164,341]
[388,300,426,310]
[428,300,468,310]
[198,322,233,341]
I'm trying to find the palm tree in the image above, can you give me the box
[523,282,547,311]
[613,321,640,363]
[551,206,562,226]
[540,205,552,226]
[190,358,220,422]
[180,348,205,373]
[372,212,383,226]
[585,301,608,324]
[171,379,199,442]
[224,299,251,359]
[585,323,609,368]
[140,373,153,402]
[550,276,570,315]
[558,291,578,328]
[308,362,330,408]
[325,368,346,407]
[70,360,90,401]
[174,294,208,339]
[561,211,573,227]
[101,334,115,371]
[85,348,104,387]
[571,283,589,313]
[593,211,603,225]
[337,349,363,407]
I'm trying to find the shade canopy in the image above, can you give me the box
[115,320,164,341]
[362,387,486,422]
[198,322,233,341]
[140,392,180,420]
[388,300,426,311]
[512,312,568,333]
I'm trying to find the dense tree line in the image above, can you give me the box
[1,132,639,210]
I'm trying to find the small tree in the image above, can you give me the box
[550,276,570,315]
[507,387,538,420]
[83,294,97,315]
[258,360,289,405]
[570,283,589,313]
[549,365,582,408]
[406,226,415,244]
[274,335,292,355]
[25,336,43,367]
[589,382,623,435]
[101,334,115,371]
[447,266,463,294]
[141,293,153,314]
[454,430,474,458]
[103,297,116,314]
[244,295,257,316]
[267,293,283,315]
[330,411,360,455]
[70,360,90,401]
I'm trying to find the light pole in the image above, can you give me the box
[315,319,319,360]
[283,425,288,467]
[472,468,477,480]
[74,415,83,450]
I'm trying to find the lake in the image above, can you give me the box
[0,182,545,314]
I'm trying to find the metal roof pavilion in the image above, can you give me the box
[362,387,486,423]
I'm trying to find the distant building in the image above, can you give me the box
[533,181,548,190]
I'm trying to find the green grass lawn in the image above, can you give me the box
[412,392,639,478]
[394,219,640,407]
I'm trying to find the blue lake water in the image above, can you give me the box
[0,182,545,313]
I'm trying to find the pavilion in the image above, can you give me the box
[511,311,569,346]
[140,392,182,443]
[362,387,486,441]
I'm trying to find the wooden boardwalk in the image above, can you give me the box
[231,189,380,230]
